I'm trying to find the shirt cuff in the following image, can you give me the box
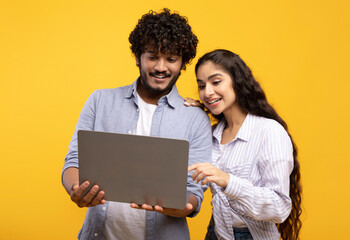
[223,174,243,199]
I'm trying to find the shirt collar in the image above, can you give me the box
[125,79,138,99]
[162,84,179,108]
[213,113,255,143]
[235,113,254,142]
[125,77,179,108]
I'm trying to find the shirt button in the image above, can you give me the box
[102,207,106,211]
[94,233,99,237]
[137,108,139,112]
[128,130,132,134]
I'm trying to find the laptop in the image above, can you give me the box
[77,130,190,209]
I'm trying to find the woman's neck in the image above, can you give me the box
[220,105,247,145]
[223,105,247,130]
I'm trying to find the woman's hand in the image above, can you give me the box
[183,97,204,109]
[188,163,230,188]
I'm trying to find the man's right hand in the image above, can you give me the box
[70,181,106,208]
[62,168,106,208]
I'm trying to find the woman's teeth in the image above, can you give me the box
[208,99,221,104]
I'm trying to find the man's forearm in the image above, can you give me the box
[62,167,79,195]
[188,194,198,214]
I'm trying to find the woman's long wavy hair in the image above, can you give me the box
[195,49,302,240]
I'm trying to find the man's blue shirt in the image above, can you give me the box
[63,79,212,240]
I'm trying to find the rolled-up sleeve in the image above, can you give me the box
[186,111,212,217]
[61,90,101,180]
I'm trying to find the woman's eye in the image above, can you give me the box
[198,85,205,90]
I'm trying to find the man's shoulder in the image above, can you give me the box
[84,84,134,107]
[172,99,211,128]
[92,84,133,98]
[172,96,208,117]
[179,102,208,117]
[99,84,132,94]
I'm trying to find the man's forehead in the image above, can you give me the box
[144,46,182,57]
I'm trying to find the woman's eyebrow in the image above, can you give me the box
[197,73,223,82]
[208,73,223,80]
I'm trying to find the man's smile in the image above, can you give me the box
[150,72,171,79]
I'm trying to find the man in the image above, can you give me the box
[62,8,212,240]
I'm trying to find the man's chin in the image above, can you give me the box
[148,85,172,94]
[146,79,175,94]
[139,72,179,96]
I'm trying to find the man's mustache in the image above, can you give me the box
[149,71,171,78]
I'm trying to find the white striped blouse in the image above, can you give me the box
[210,114,293,240]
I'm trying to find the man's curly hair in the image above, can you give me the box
[129,8,198,69]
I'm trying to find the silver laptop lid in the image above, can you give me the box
[78,130,189,209]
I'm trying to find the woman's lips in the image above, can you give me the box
[205,98,222,108]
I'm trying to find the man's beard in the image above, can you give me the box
[139,67,181,95]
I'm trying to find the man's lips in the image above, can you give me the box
[150,72,171,80]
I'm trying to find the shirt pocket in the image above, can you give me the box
[223,162,252,179]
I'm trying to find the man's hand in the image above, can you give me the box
[130,203,194,217]
[70,181,106,208]
[130,194,198,217]
[62,168,106,208]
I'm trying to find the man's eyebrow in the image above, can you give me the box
[145,50,157,54]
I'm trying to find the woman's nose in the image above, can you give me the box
[204,84,214,97]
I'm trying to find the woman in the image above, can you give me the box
[185,50,302,240]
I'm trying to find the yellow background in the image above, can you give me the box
[1,0,349,239]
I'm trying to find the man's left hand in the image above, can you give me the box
[130,194,198,217]
[130,203,194,217]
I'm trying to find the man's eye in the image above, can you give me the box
[168,58,176,63]
[148,56,157,60]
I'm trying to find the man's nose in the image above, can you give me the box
[154,58,167,72]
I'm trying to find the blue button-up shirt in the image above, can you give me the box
[62,79,212,240]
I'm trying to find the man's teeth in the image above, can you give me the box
[153,74,167,79]
[208,99,221,104]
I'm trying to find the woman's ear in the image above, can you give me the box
[136,57,140,66]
